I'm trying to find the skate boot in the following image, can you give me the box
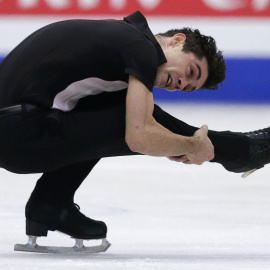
[223,127,270,177]
[241,127,270,177]
[14,196,111,253]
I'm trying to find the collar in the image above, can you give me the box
[124,11,167,66]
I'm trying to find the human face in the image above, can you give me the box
[154,34,208,92]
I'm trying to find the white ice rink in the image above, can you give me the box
[0,102,270,270]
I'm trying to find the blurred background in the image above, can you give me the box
[0,0,269,104]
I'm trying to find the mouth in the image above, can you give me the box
[165,75,172,88]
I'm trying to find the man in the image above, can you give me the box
[0,11,269,253]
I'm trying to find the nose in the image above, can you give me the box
[177,78,187,91]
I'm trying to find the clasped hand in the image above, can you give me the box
[168,125,214,165]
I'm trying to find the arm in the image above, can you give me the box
[125,75,214,164]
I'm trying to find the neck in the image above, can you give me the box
[156,35,168,54]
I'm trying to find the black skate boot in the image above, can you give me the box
[25,196,107,239]
[14,196,111,253]
[222,127,270,177]
[241,127,270,177]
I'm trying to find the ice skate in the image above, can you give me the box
[14,198,110,254]
[241,127,270,177]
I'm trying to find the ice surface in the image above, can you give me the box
[0,103,270,270]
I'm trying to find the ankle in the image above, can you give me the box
[27,192,73,207]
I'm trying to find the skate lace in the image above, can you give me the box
[72,203,89,220]
[245,127,270,161]
[245,127,270,139]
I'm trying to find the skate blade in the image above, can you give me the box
[241,168,257,178]
[14,236,111,254]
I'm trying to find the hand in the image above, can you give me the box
[168,125,214,165]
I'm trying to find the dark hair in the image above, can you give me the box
[158,28,226,90]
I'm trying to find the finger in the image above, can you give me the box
[200,124,208,131]
[194,125,208,136]
[199,125,209,135]
[183,160,192,164]
[168,156,189,162]
[178,155,189,162]
[183,161,203,165]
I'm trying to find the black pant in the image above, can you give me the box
[0,91,250,206]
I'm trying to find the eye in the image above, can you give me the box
[189,67,194,77]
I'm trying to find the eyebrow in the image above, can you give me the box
[196,64,201,80]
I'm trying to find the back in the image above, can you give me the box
[0,18,157,109]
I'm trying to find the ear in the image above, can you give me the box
[171,33,186,46]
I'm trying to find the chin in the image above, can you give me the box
[164,88,173,92]
[164,87,176,92]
